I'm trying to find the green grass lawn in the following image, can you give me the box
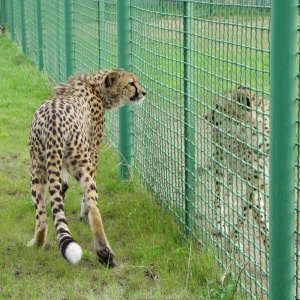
[0,33,240,300]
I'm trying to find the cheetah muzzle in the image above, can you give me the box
[28,69,146,266]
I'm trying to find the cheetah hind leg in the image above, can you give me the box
[61,169,88,222]
[61,168,69,202]
[61,168,89,222]
[61,181,69,202]
[28,165,48,247]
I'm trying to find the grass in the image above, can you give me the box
[4,3,276,297]
[3,2,299,297]
[0,33,241,300]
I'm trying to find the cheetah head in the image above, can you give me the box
[205,85,252,125]
[102,70,146,110]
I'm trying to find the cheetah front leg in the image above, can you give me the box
[252,188,269,249]
[233,196,251,246]
[28,163,48,247]
[215,180,228,235]
[233,187,269,249]
[213,148,229,237]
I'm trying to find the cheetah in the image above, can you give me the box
[28,69,146,266]
[205,85,269,248]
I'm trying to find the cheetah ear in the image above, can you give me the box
[105,71,120,87]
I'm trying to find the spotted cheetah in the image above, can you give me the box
[28,69,146,266]
[205,85,269,248]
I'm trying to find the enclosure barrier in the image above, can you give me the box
[269,1,297,299]
[117,0,132,179]
[0,1,299,299]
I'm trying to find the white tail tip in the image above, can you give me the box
[65,242,83,264]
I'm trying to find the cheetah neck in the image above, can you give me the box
[56,70,125,111]
[74,72,121,110]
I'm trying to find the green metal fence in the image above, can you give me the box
[0,1,298,299]
[0,0,5,29]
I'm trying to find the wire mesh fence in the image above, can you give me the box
[0,0,5,29]
[131,2,271,298]
[0,1,298,299]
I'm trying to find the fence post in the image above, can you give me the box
[10,0,15,40]
[117,0,132,180]
[64,0,74,79]
[183,0,195,233]
[36,0,44,71]
[269,0,297,299]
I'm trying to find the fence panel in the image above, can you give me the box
[43,1,66,82]
[13,0,22,45]
[131,2,271,298]
[0,0,5,28]
[97,0,119,148]
[0,0,298,299]
[72,0,100,73]
[24,0,38,65]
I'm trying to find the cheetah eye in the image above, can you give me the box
[129,82,135,87]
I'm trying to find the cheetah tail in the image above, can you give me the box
[47,152,83,264]
[63,242,83,264]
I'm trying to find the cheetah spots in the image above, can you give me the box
[52,204,64,215]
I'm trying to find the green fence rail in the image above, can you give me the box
[0,0,298,299]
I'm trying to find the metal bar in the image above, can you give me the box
[36,0,44,71]
[10,0,15,40]
[269,0,297,298]
[20,0,26,52]
[117,0,132,180]
[64,0,74,79]
[184,0,195,233]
